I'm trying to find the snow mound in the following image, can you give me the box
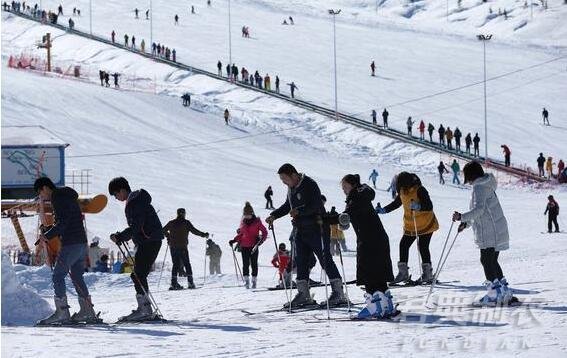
[1,253,52,326]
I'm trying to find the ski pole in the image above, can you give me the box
[156,244,169,291]
[411,204,422,280]
[233,247,244,281]
[336,242,352,314]
[425,229,460,308]
[203,242,208,286]
[270,224,291,309]
[432,222,454,283]
[319,222,331,321]
[230,244,240,285]
[118,241,164,319]
[288,232,296,313]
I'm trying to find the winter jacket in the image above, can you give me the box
[546,158,553,172]
[118,189,164,246]
[206,242,222,258]
[163,218,207,249]
[545,200,559,217]
[419,121,425,132]
[271,249,290,274]
[233,216,268,248]
[343,184,394,286]
[445,129,453,141]
[264,187,273,200]
[537,155,546,168]
[44,187,88,246]
[271,174,326,232]
[427,123,434,134]
[451,161,460,173]
[558,160,565,174]
[461,174,509,251]
[330,224,345,241]
[94,260,109,273]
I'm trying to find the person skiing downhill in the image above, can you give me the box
[377,172,439,285]
[224,108,230,125]
[266,163,347,308]
[544,195,560,233]
[542,107,549,125]
[34,177,99,325]
[109,177,164,321]
[163,208,209,290]
[369,169,379,188]
[370,61,376,76]
[229,202,268,289]
[340,174,395,318]
[452,161,514,306]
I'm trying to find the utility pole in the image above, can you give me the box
[477,34,492,164]
[328,9,341,121]
[38,33,52,72]
[89,0,92,35]
[228,0,232,81]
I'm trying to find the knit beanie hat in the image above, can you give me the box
[243,202,254,216]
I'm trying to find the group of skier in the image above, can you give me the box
[98,70,120,88]
[536,153,564,181]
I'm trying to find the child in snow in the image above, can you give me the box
[452,161,514,305]
[206,239,222,274]
[229,202,267,289]
[271,243,291,288]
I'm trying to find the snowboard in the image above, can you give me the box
[78,194,108,214]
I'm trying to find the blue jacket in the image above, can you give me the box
[118,189,164,246]
[95,260,109,272]
[44,187,87,246]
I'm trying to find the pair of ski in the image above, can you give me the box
[36,312,168,327]
[242,301,357,316]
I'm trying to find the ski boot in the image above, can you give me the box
[418,263,434,285]
[37,296,71,326]
[320,279,349,308]
[284,280,317,309]
[118,294,154,322]
[476,279,500,306]
[71,296,101,324]
[244,276,250,289]
[169,278,184,291]
[187,276,196,289]
[251,276,257,289]
[357,290,396,319]
[391,262,409,284]
[498,277,514,305]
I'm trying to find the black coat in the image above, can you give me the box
[44,187,88,246]
[119,189,164,246]
[344,184,394,286]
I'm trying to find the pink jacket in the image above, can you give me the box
[234,217,268,248]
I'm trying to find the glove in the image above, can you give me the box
[375,204,386,214]
[204,232,210,238]
[458,222,467,233]
[110,232,121,243]
[338,213,350,231]
[289,208,299,218]
[410,202,421,211]
[228,239,236,246]
[452,211,462,222]
[265,216,275,226]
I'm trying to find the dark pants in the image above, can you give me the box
[241,247,258,277]
[474,145,479,157]
[295,226,341,281]
[132,241,162,294]
[171,247,192,278]
[539,166,544,177]
[365,282,388,294]
[480,248,503,281]
[399,233,432,264]
[265,197,274,209]
[456,140,461,151]
[53,243,89,298]
[548,215,559,232]
[505,154,510,167]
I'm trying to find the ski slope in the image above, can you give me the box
[2,64,567,357]
[10,0,567,169]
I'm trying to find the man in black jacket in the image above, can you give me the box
[163,208,209,289]
[109,177,163,321]
[266,163,346,308]
[35,177,99,325]
[264,185,274,209]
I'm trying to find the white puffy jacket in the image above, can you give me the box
[461,174,509,251]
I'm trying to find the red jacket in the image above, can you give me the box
[501,145,511,156]
[271,250,290,273]
[419,121,425,132]
[558,160,565,173]
[233,216,268,248]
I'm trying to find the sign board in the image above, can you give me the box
[2,146,65,187]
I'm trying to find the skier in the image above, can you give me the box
[134,8,139,18]
[57,4,62,15]
[537,153,546,177]
[546,157,554,179]
[406,116,414,137]
[451,159,461,185]
[104,72,110,87]
[145,9,149,19]
[271,243,291,288]
[94,255,110,273]
[109,177,164,321]
[287,82,298,98]
[542,107,549,125]
[437,161,449,185]
[557,159,565,176]
[152,42,157,56]
[275,75,280,93]
[501,145,511,167]
[370,60,376,76]
[124,34,129,47]
[174,14,179,25]
[112,73,120,88]
[473,133,480,157]
[368,169,379,189]
[172,49,176,62]
[68,18,74,30]
[131,36,136,49]
[217,60,222,76]
[289,16,294,25]
[377,172,439,285]
[224,108,230,125]
[264,185,274,209]
[419,120,425,141]
[544,195,560,233]
[140,39,145,53]
[191,5,195,14]
[438,125,445,147]
[181,93,191,107]
[452,161,514,305]
[99,70,105,86]
[454,127,462,152]
[264,74,271,91]
[427,123,434,142]
[329,206,347,255]
[382,108,389,128]
[465,133,472,155]
[341,175,395,318]
[111,30,115,43]
[266,163,347,308]
[163,208,209,290]
[445,127,453,150]
[34,177,99,325]
[205,238,222,274]
[229,202,268,289]
[371,109,377,125]
[386,174,398,199]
